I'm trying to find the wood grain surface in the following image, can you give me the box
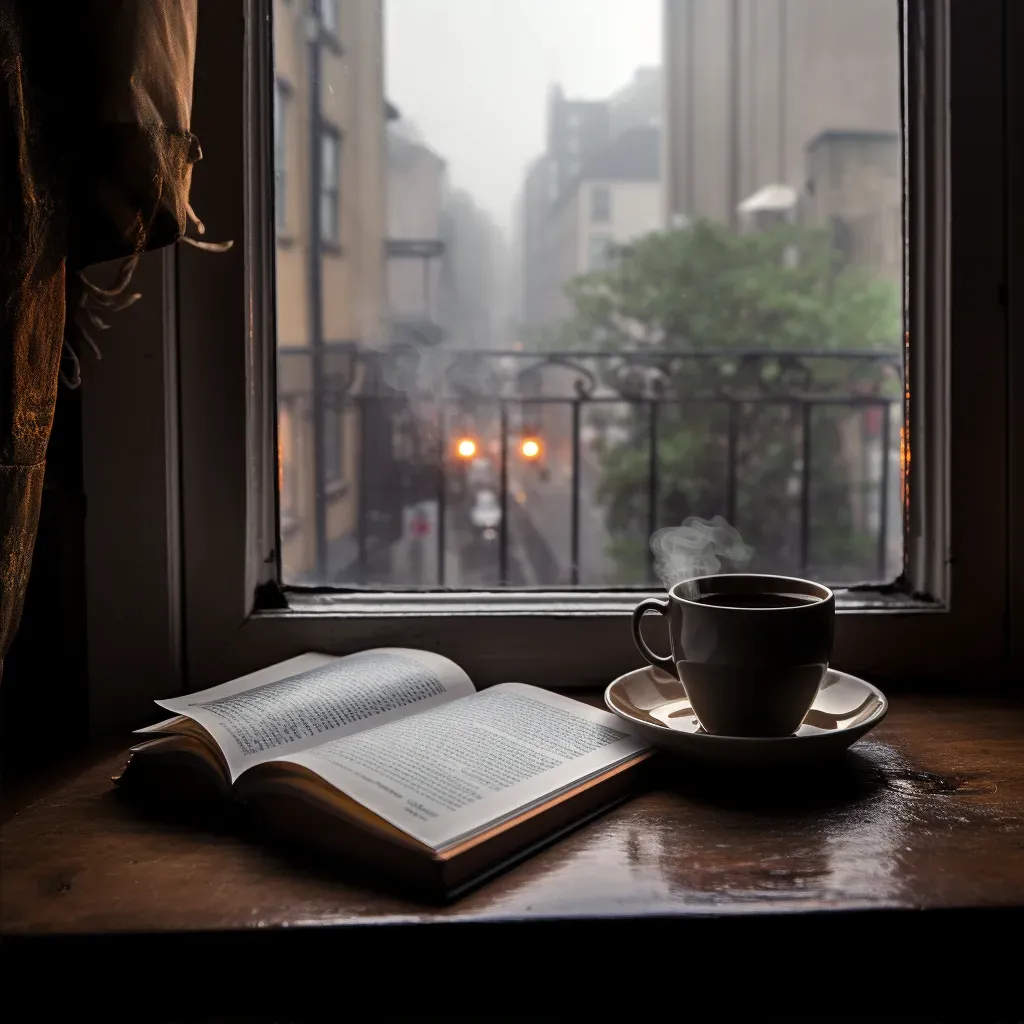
[3,696,1023,1016]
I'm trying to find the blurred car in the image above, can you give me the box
[469,489,502,534]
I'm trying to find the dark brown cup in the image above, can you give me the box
[631,574,835,737]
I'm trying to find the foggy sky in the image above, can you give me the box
[384,0,661,235]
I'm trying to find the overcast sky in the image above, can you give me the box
[385,0,661,235]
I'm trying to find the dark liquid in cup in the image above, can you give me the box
[695,592,820,609]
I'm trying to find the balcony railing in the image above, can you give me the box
[278,345,904,588]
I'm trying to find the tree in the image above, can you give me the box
[552,219,902,584]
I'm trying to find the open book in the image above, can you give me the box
[117,649,651,898]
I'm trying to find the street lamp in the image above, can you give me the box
[519,437,541,460]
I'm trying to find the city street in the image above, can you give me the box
[430,437,616,588]
[508,449,615,586]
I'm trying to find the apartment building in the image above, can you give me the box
[441,190,509,351]
[662,0,899,229]
[520,75,664,330]
[272,0,389,582]
[386,127,448,346]
[802,129,902,281]
[534,125,662,325]
[609,66,663,138]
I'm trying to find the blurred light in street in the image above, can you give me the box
[456,437,477,459]
[520,438,541,459]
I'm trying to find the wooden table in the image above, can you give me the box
[3,696,1023,1017]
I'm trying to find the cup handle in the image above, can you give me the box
[631,597,675,671]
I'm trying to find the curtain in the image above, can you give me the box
[1,0,199,673]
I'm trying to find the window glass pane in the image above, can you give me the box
[321,129,338,181]
[319,131,339,243]
[316,0,338,36]
[271,0,904,589]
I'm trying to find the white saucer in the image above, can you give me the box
[604,666,887,767]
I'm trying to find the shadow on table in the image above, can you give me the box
[651,745,892,813]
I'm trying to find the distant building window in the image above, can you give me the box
[273,79,289,232]
[320,128,340,244]
[315,0,338,36]
[591,185,611,223]
[588,233,614,271]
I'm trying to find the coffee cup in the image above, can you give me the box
[631,574,835,737]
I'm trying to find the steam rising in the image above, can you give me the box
[650,515,753,594]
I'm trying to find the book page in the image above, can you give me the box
[279,683,649,850]
[136,654,337,735]
[156,649,474,781]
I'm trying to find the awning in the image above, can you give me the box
[737,184,798,214]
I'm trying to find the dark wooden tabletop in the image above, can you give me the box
[4,695,1023,1016]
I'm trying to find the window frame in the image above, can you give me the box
[318,124,341,247]
[142,0,1012,703]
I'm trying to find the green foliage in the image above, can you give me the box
[556,220,902,583]
[559,219,900,353]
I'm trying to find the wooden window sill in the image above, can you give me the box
[3,695,1022,1014]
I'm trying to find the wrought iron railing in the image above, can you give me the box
[278,344,904,588]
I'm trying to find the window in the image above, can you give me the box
[308,0,909,594]
[314,0,337,37]
[319,127,340,245]
[273,78,289,232]
[269,0,914,591]
[588,233,613,270]
[153,0,1012,699]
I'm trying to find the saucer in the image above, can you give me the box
[604,666,887,767]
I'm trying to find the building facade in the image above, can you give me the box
[519,153,556,330]
[440,189,509,351]
[609,66,663,138]
[802,130,902,281]
[662,0,900,229]
[273,0,389,582]
[386,126,448,345]
[534,125,663,325]
[520,75,665,331]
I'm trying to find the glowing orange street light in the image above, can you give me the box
[456,437,477,459]
[520,438,541,460]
